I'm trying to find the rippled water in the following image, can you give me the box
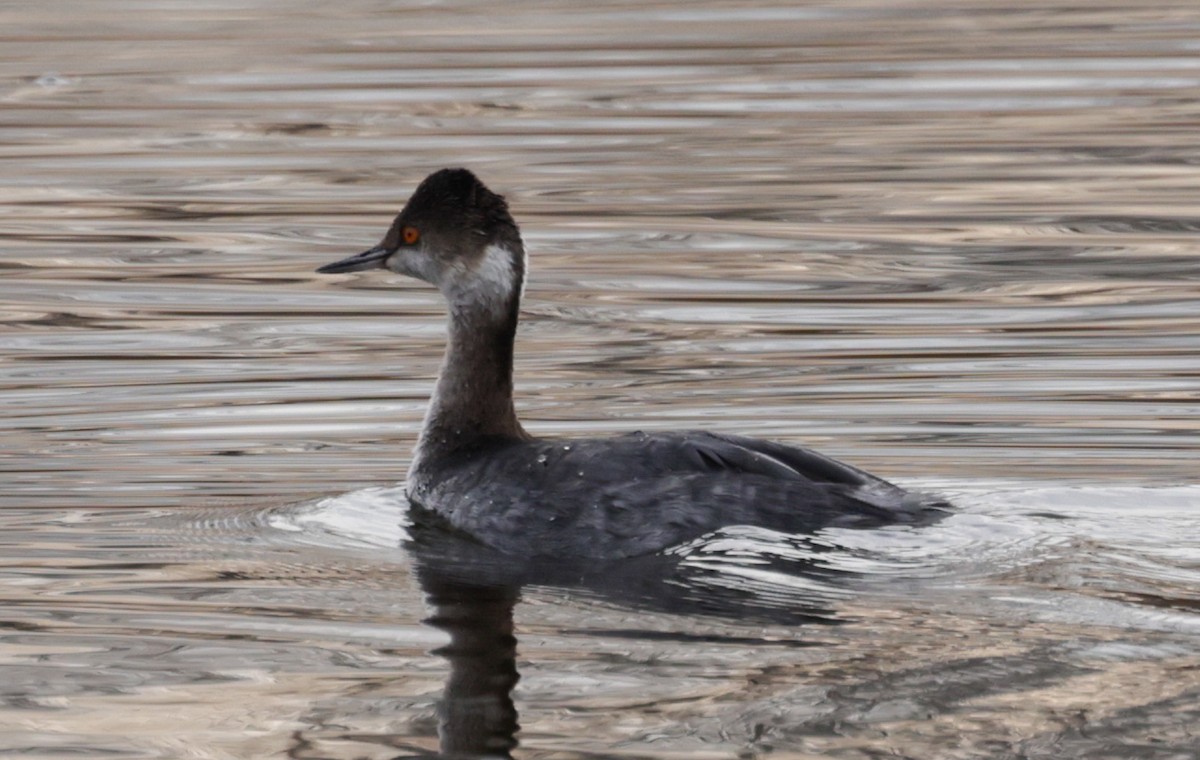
[2,1,1199,757]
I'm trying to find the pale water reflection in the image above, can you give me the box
[2,0,1199,757]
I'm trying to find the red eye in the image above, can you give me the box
[402,226,420,245]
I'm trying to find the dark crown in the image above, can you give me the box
[404,168,518,242]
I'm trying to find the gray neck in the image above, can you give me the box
[415,292,527,466]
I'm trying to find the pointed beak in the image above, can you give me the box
[316,245,391,274]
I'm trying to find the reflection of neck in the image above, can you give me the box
[427,582,520,759]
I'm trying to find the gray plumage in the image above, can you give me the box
[317,169,948,560]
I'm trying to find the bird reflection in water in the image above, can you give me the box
[423,576,520,759]
[405,507,864,758]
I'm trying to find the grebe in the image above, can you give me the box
[317,169,945,559]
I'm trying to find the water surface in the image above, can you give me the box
[2,1,1198,757]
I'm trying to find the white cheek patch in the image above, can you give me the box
[387,248,439,284]
[517,244,528,302]
[447,244,520,314]
[477,243,516,299]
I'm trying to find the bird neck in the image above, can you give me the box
[416,274,527,466]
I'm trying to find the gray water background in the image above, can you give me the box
[1,2,1198,757]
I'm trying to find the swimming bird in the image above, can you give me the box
[317,169,946,559]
